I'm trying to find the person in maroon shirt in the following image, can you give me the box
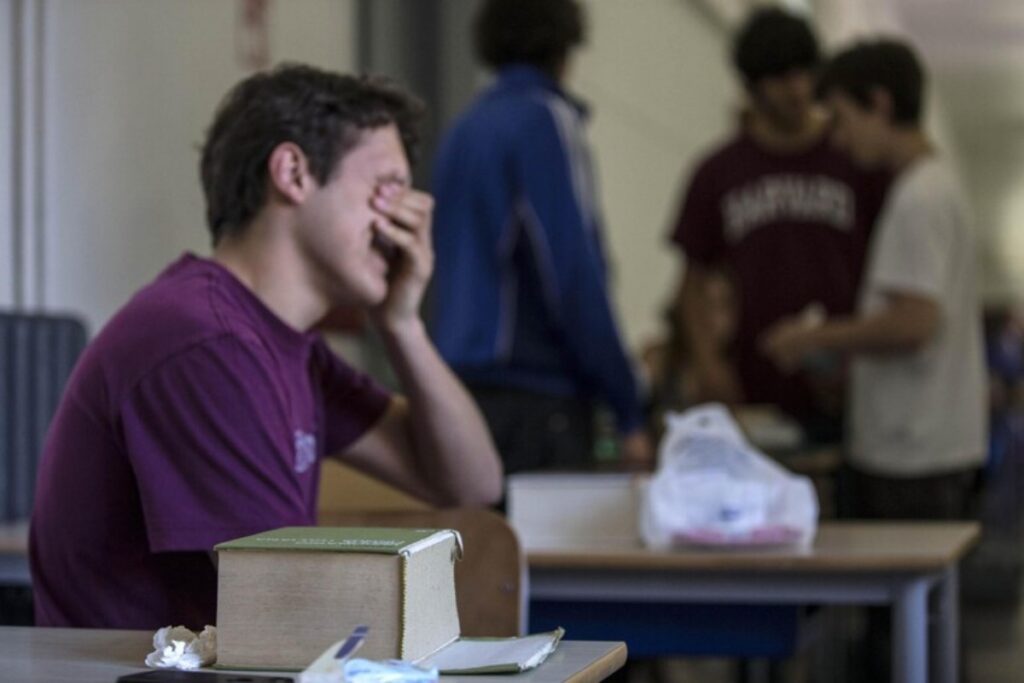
[668,7,888,442]
[29,65,503,629]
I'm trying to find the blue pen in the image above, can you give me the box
[298,624,371,683]
[334,624,369,661]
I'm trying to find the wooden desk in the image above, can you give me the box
[0,626,626,683]
[526,521,979,683]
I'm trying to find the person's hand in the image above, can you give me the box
[694,358,744,405]
[619,430,654,471]
[760,317,818,373]
[369,182,435,330]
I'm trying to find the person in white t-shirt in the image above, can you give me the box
[760,38,986,520]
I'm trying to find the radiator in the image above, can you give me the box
[0,313,87,521]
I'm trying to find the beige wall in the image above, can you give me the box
[2,0,356,331]
[573,0,737,351]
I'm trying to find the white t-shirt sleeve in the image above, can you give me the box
[868,165,954,300]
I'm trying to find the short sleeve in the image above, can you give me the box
[670,160,726,266]
[121,336,313,553]
[311,339,392,454]
[869,178,953,300]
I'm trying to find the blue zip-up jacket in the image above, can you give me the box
[430,65,643,434]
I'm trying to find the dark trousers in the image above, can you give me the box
[842,464,979,682]
[844,465,980,521]
[469,386,596,476]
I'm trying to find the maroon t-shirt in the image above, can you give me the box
[670,132,888,426]
[29,254,390,629]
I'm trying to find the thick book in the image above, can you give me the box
[215,527,462,670]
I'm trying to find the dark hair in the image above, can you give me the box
[818,39,925,125]
[199,63,424,244]
[732,7,820,87]
[474,0,585,76]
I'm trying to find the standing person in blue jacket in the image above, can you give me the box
[430,0,651,474]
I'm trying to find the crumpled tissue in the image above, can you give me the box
[144,625,217,670]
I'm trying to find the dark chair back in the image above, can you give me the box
[0,312,87,521]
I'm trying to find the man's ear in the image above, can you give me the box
[869,88,894,121]
[267,142,315,205]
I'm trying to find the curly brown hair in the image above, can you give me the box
[199,63,424,244]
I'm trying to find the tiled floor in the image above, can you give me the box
[964,590,1024,682]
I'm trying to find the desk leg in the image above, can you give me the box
[932,566,959,683]
[893,578,929,683]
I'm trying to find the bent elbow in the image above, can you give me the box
[904,314,941,351]
[886,297,941,352]
[465,466,505,507]
[889,321,937,353]
[448,461,505,507]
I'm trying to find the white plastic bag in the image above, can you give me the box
[639,404,818,548]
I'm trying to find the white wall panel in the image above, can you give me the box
[39,0,355,332]
[0,1,13,307]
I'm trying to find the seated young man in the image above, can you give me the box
[29,64,503,629]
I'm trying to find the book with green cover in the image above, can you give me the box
[215,526,459,555]
[215,526,462,671]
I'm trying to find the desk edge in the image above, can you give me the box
[562,643,627,683]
